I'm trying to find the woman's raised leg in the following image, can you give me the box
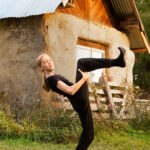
[76,47,126,82]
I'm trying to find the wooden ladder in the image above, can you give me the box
[89,74,126,118]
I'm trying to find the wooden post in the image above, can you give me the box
[92,82,100,110]
[102,73,116,117]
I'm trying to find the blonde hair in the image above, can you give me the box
[36,53,49,68]
[36,53,50,92]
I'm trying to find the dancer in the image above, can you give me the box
[36,47,126,150]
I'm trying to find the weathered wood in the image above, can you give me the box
[109,89,123,94]
[132,48,147,53]
[118,15,139,29]
[141,32,150,53]
[102,73,116,117]
[89,82,101,110]
[136,99,150,103]
[118,20,139,29]
[77,38,106,51]
[108,82,124,87]
[96,89,105,94]
[89,96,123,103]
[90,0,114,26]
[90,103,108,111]
[58,74,128,118]
[56,0,114,27]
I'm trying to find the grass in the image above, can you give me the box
[0,130,150,150]
[1,96,150,150]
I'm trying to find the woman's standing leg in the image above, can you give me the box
[76,104,94,150]
[73,57,96,150]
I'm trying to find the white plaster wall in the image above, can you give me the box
[45,13,135,86]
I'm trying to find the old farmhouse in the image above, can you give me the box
[0,0,149,114]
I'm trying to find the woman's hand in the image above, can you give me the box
[57,69,89,96]
[78,68,88,81]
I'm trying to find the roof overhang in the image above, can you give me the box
[0,0,66,19]
[109,0,150,53]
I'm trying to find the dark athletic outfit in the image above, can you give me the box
[45,49,125,150]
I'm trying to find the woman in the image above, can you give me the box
[36,47,126,150]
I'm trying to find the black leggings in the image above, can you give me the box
[70,57,116,150]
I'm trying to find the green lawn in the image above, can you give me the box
[1,131,150,150]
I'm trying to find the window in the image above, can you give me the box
[76,45,105,83]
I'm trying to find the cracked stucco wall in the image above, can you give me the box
[0,16,47,109]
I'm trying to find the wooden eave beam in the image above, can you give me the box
[141,32,150,53]
[118,17,139,29]
[132,48,147,53]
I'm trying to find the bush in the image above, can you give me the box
[0,110,24,138]
[0,92,150,144]
[0,100,81,143]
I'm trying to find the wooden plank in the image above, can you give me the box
[113,98,123,103]
[118,19,139,29]
[89,96,95,101]
[132,48,147,53]
[77,38,106,51]
[90,103,98,111]
[90,0,115,27]
[109,89,123,94]
[89,87,93,93]
[56,0,114,27]
[116,15,137,21]
[108,82,124,87]
[141,32,150,53]
[90,87,124,95]
[102,73,115,116]
[56,0,90,21]
[119,24,139,29]
[90,96,123,102]
[122,114,136,119]
[136,99,150,103]
[96,89,105,94]
[90,103,109,111]
[89,96,107,102]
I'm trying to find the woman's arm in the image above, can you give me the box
[56,69,88,95]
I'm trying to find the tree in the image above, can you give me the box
[135,0,150,38]
[133,0,150,91]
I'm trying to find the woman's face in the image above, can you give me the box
[41,55,54,72]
